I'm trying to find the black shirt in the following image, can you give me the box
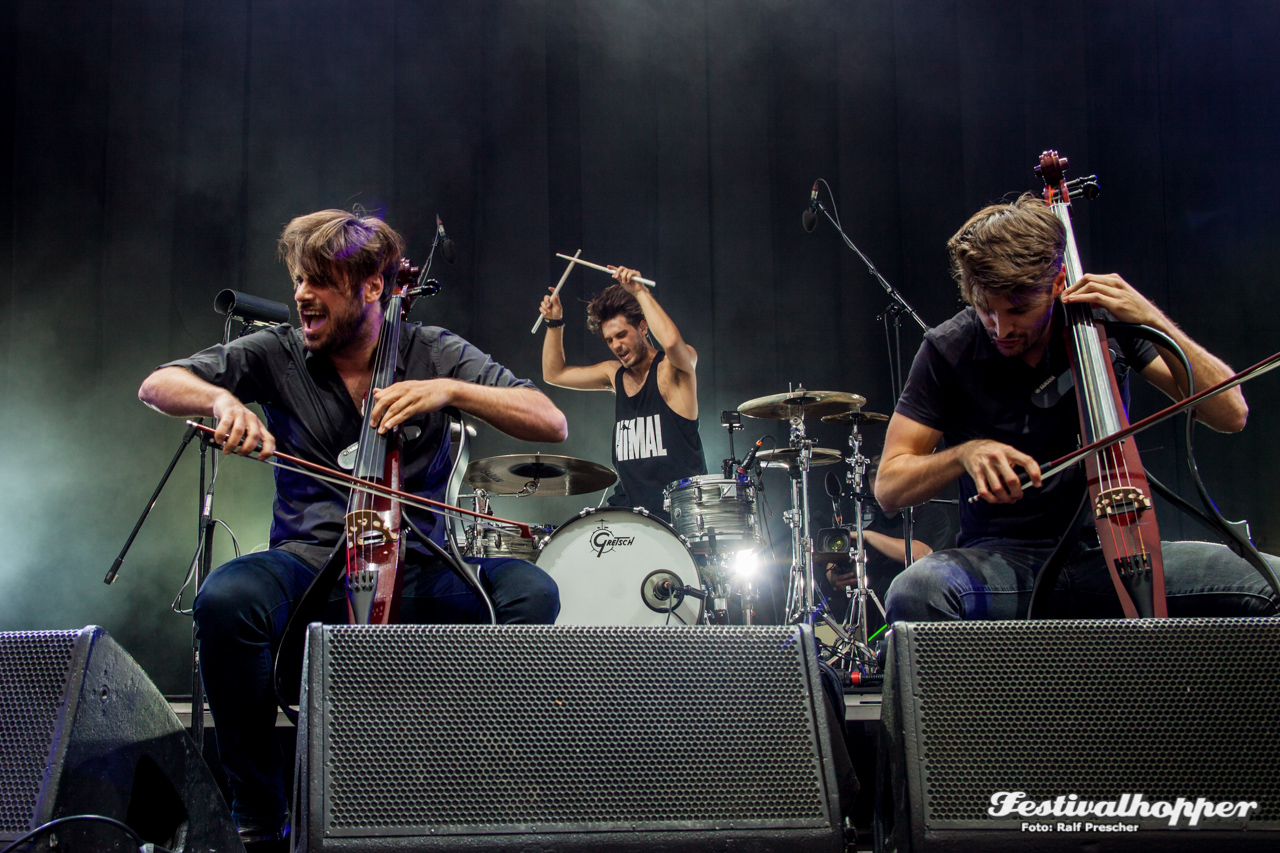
[894,306,1157,545]
[159,323,536,568]
[607,350,707,521]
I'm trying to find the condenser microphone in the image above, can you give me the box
[736,438,765,477]
[214,290,290,327]
[802,181,820,232]
[436,215,457,264]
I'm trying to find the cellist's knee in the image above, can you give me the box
[194,550,317,646]
[478,558,560,625]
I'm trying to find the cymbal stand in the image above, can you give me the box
[782,407,817,624]
[460,488,492,556]
[829,419,885,670]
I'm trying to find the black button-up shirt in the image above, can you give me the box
[160,323,536,567]
[895,306,1157,546]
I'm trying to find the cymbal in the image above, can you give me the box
[738,389,867,420]
[756,447,843,469]
[464,454,617,496]
[821,410,890,426]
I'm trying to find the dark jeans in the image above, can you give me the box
[885,537,1278,622]
[192,549,559,829]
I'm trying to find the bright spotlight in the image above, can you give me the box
[732,548,760,579]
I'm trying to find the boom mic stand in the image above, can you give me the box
[107,296,280,748]
[804,180,929,662]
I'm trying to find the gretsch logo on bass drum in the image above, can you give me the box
[590,521,635,558]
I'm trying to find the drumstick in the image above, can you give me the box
[555,253,656,288]
[532,249,582,333]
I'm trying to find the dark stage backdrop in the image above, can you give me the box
[2,0,1278,692]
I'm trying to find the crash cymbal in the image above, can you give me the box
[464,454,617,496]
[755,447,843,469]
[738,389,867,420]
[821,410,890,426]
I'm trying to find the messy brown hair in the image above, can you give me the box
[586,283,646,338]
[947,194,1065,307]
[278,209,405,308]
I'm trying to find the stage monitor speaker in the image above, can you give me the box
[876,618,1280,852]
[295,624,853,852]
[0,626,242,852]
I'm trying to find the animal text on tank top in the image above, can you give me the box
[608,350,706,521]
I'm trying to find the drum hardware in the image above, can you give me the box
[816,409,892,672]
[719,410,744,479]
[737,388,867,421]
[664,474,760,557]
[463,453,618,497]
[740,385,861,626]
[537,507,706,626]
[754,447,843,468]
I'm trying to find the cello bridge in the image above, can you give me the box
[1094,486,1151,519]
[346,509,398,547]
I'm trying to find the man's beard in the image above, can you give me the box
[303,301,367,356]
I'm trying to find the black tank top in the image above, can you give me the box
[608,350,706,521]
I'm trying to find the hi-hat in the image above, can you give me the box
[464,454,617,496]
[738,389,867,420]
[755,447,843,469]
[821,410,890,426]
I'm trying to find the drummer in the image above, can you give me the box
[538,265,706,521]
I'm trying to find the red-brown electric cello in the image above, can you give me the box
[1036,150,1166,618]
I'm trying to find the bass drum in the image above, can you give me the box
[537,507,704,626]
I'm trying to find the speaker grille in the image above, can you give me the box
[905,619,1280,827]
[320,625,828,834]
[0,630,77,832]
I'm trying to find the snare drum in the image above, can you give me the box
[537,508,704,626]
[663,474,759,556]
[476,525,550,561]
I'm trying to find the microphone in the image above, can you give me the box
[736,437,765,477]
[801,181,820,232]
[436,215,457,264]
[214,290,290,327]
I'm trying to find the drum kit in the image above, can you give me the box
[454,386,892,672]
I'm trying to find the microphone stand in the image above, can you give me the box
[107,319,241,750]
[809,189,929,597]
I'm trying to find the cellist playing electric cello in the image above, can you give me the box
[138,209,566,852]
[875,192,1280,624]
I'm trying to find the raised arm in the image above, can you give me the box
[538,287,617,390]
[611,267,697,375]
[138,366,275,457]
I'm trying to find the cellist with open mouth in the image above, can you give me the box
[138,208,566,852]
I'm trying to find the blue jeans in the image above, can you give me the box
[885,538,1278,622]
[192,549,559,829]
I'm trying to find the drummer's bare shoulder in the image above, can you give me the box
[655,354,698,419]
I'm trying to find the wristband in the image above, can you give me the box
[544,318,565,328]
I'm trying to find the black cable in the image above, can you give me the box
[1027,491,1089,619]
[1110,323,1280,597]
[402,513,497,625]
[0,814,166,853]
